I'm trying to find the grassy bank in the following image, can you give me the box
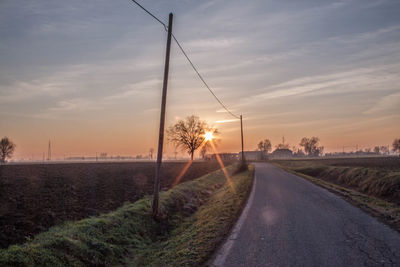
[273,159,400,204]
[0,161,233,249]
[295,166,400,203]
[0,164,254,266]
[273,160,400,232]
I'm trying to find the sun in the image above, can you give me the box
[204,131,214,141]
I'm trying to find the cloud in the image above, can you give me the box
[242,64,400,103]
[0,80,64,104]
[216,119,238,123]
[319,114,400,134]
[0,58,163,105]
[1,0,400,154]
[48,98,99,112]
[104,78,161,100]
[363,92,400,115]
[184,37,243,49]
[308,24,400,46]
[216,108,237,113]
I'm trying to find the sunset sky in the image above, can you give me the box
[1,0,399,160]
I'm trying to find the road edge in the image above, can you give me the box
[273,163,400,234]
[208,163,258,266]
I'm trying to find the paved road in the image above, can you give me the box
[213,163,400,267]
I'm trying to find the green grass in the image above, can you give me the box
[0,164,254,267]
[135,165,254,266]
[291,165,400,204]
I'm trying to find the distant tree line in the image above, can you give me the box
[256,137,400,157]
[1,133,399,164]
[256,136,324,157]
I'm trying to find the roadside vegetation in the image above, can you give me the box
[0,164,254,266]
[273,157,400,231]
[0,161,233,249]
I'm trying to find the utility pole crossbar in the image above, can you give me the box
[152,13,173,218]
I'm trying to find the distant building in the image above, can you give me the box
[270,148,293,159]
[238,151,267,161]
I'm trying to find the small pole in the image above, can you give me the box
[152,13,173,218]
[48,140,51,161]
[240,115,245,164]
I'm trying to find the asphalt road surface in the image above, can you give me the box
[213,163,400,267]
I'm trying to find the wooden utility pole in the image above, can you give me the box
[240,115,245,164]
[47,140,51,161]
[152,13,173,218]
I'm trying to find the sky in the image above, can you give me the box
[0,0,399,160]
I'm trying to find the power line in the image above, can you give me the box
[129,0,240,119]
[172,35,240,119]
[130,0,167,30]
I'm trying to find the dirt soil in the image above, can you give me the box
[0,160,232,249]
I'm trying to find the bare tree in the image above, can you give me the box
[294,148,305,157]
[393,138,400,156]
[167,115,218,160]
[380,146,389,155]
[373,146,380,154]
[257,139,272,153]
[0,137,16,163]
[149,148,154,159]
[299,137,324,156]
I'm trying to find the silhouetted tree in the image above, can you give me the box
[294,148,305,157]
[393,138,400,156]
[299,137,324,156]
[257,139,272,153]
[380,146,389,155]
[167,116,218,160]
[0,137,16,163]
[373,146,380,154]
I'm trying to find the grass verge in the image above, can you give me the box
[274,163,400,233]
[0,164,254,266]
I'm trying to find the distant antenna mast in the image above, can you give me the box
[282,135,285,145]
[47,140,51,161]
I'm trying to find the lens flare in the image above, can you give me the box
[170,138,236,195]
[209,140,236,194]
[171,139,207,188]
[172,159,193,188]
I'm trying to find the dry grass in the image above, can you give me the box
[0,164,254,266]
